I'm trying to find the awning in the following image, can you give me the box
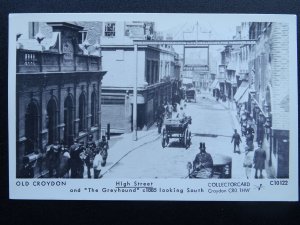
[234,81,249,102]
[237,88,249,103]
[210,79,220,89]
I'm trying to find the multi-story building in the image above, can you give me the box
[233,23,251,106]
[247,22,290,178]
[100,21,177,133]
[16,22,106,177]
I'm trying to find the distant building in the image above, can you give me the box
[16,22,106,177]
[100,21,179,133]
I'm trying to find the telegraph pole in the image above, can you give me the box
[133,44,138,141]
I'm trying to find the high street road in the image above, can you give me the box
[103,92,248,179]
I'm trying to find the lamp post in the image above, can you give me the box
[133,44,138,141]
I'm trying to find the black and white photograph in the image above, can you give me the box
[8,13,298,201]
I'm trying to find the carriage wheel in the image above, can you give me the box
[184,129,189,148]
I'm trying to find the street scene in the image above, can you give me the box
[15,17,290,180]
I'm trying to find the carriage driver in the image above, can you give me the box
[193,142,214,178]
[176,106,186,121]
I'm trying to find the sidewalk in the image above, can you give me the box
[84,126,161,178]
[203,91,268,179]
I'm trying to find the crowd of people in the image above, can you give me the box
[21,134,109,179]
[232,106,267,179]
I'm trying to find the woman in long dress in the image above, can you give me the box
[243,146,254,179]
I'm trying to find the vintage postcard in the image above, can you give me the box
[8,13,298,201]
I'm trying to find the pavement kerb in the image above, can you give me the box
[101,130,161,177]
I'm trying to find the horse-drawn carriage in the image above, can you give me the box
[162,116,192,149]
[185,89,196,103]
[187,154,232,179]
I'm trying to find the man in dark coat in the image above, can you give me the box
[69,139,84,178]
[20,157,34,178]
[99,136,109,167]
[85,135,96,178]
[193,142,214,178]
[253,143,266,178]
[46,144,57,178]
[156,103,165,134]
[231,129,242,153]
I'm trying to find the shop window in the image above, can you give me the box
[105,22,116,37]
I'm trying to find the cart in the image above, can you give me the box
[162,117,192,149]
[185,89,196,102]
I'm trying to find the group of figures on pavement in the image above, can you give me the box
[20,135,109,179]
[231,127,266,179]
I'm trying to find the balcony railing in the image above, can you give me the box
[17,49,102,73]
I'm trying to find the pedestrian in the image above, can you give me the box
[53,141,62,178]
[59,145,71,178]
[69,139,84,178]
[78,141,86,178]
[176,106,186,121]
[99,136,109,167]
[93,148,102,178]
[231,129,242,153]
[46,145,57,178]
[85,135,96,178]
[20,157,34,178]
[156,103,165,134]
[253,142,266,178]
[192,142,214,178]
[243,146,254,179]
[165,101,173,119]
[246,131,254,151]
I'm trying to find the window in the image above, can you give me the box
[78,93,86,132]
[105,22,116,37]
[101,95,125,105]
[29,22,39,39]
[146,60,151,84]
[91,91,97,127]
[25,101,39,154]
[47,98,57,145]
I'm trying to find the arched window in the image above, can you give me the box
[91,91,97,127]
[79,93,86,132]
[25,101,39,154]
[64,95,74,146]
[47,97,57,145]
